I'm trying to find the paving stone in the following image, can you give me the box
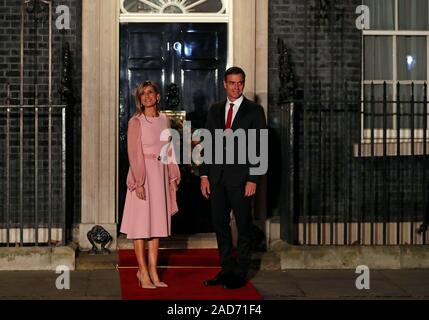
[0,268,429,300]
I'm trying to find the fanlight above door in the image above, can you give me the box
[120,0,227,14]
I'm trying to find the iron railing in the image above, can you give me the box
[280,81,429,245]
[0,104,66,247]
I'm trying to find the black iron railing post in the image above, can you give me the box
[396,82,402,244]
[280,102,298,244]
[382,81,388,245]
[419,83,428,242]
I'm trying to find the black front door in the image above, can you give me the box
[119,23,228,234]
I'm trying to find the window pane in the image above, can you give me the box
[363,0,395,30]
[398,0,429,30]
[364,36,393,80]
[397,36,427,81]
[399,84,427,129]
[364,84,394,129]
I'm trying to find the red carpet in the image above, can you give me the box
[118,249,263,300]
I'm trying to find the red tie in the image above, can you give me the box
[225,103,234,129]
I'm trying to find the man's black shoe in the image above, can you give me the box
[203,272,231,286]
[222,276,246,289]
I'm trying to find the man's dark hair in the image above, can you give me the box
[224,66,246,82]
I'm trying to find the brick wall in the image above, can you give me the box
[268,0,362,104]
[0,0,81,233]
[268,0,362,218]
[267,0,429,229]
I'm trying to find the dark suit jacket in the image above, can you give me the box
[199,97,267,187]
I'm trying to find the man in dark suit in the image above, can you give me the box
[200,67,267,289]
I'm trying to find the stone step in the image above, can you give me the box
[75,251,119,270]
[75,247,280,271]
[271,241,429,269]
[0,245,76,271]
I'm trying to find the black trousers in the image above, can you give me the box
[210,176,252,279]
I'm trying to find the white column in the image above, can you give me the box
[256,0,269,113]
[233,0,256,98]
[232,0,268,224]
[80,0,119,250]
[254,0,269,222]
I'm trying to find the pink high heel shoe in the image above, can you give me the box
[136,271,156,289]
[149,272,168,288]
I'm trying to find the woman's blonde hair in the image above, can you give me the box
[134,80,161,116]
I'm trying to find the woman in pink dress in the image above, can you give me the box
[120,81,181,289]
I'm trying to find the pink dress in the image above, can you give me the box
[120,113,181,239]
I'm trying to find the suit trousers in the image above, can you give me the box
[210,174,252,279]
